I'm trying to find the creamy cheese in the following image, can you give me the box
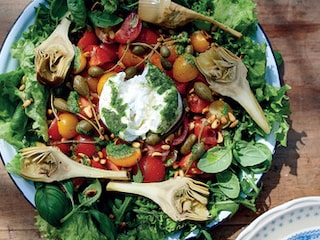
[99,65,182,141]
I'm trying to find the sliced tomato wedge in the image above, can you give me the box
[136,26,159,44]
[77,28,99,49]
[84,43,118,67]
[114,11,142,44]
[187,93,210,113]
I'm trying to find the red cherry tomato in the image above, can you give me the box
[114,11,142,44]
[137,155,166,183]
[77,28,99,49]
[187,93,210,113]
[48,118,61,141]
[74,135,97,157]
[50,140,72,155]
[136,27,159,44]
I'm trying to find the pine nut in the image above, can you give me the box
[161,144,170,151]
[151,152,163,157]
[217,131,224,143]
[207,114,216,124]
[220,116,228,125]
[229,119,239,128]
[132,142,141,148]
[228,112,236,122]
[211,119,220,129]
[100,159,106,165]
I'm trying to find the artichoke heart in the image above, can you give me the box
[196,47,270,134]
[34,15,74,88]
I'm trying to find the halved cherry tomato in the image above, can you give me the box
[57,113,79,139]
[77,28,99,49]
[114,11,142,44]
[107,144,142,167]
[172,54,199,82]
[118,44,144,68]
[74,135,97,157]
[137,155,166,183]
[187,93,210,113]
[193,119,217,146]
[179,153,203,175]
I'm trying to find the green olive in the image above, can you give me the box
[180,133,197,155]
[145,132,161,145]
[76,120,94,135]
[125,66,137,79]
[161,58,173,70]
[194,81,214,102]
[88,66,104,77]
[73,75,89,97]
[132,45,147,56]
[185,45,194,55]
[191,142,206,161]
[160,46,170,58]
[53,98,70,112]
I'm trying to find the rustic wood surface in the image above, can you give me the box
[0,0,319,239]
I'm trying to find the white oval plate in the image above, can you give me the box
[0,0,280,237]
[237,197,320,240]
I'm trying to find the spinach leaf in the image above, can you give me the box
[197,145,232,173]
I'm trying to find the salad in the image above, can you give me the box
[0,0,291,239]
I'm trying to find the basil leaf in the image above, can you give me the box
[78,179,102,207]
[50,0,68,19]
[35,183,72,226]
[216,170,240,199]
[197,146,232,173]
[88,209,116,240]
[88,11,123,28]
[67,0,87,30]
[235,141,272,167]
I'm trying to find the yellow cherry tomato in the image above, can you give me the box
[190,30,211,53]
[172,54,199,82]
[57,113,79,139]
[97,71,117,95]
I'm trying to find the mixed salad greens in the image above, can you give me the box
[0,0,291,239]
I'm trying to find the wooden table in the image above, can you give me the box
[1,0,319,239]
